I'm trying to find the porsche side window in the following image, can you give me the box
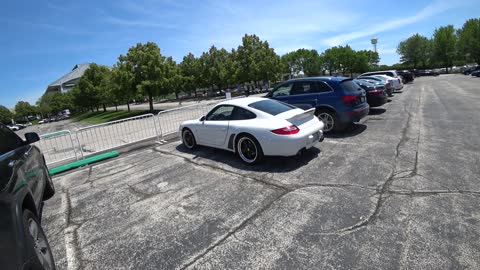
[272,83,292,97]
[206,105,235,121]
[231,107,256,120]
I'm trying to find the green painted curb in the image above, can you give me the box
[48,151,119,176]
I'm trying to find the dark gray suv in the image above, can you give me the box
[0,123,56,270]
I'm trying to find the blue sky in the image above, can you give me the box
[1,0,479,108]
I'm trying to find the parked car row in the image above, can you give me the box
[38,114,70,124]
[463,66,480,75]
[6,122,32,131]
[180,72,414,164]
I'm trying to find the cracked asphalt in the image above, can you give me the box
[42,75,480,269]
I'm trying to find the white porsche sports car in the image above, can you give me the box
[179,97,325,164]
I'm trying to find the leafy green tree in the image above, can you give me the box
[179,53,201,97]
[457,18,480,64]
[0,105,14,124]
[121,42,169,112]
[235,34,281,88]
[397,33,431,68]
[280,49,322,77]
[72,63,111,111]
[352,51,370,74]
[36,92,70,116]
[432,25,457,72]
[163,56,182,99]
[14,101,36,119]
[111,61,136,112]
[321,48,338,75]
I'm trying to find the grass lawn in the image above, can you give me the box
[72,110,155,125]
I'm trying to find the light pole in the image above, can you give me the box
[371,37,378,53]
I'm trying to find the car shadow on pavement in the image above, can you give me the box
[325,123,367,139]
[368,108,386,115]
[175,144,321,173]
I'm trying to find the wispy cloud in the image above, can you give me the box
[323,0,456,46]
[104,16,178,29]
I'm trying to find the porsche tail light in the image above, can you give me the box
[370,90,384,95]
[271,125,300,135]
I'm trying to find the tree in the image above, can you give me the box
[321,48,338,75]
[72,63,111,111]
[179,53,201,97]
[111,60,136,112]
[457,18,480,64]
[432,25,457,72]
[236,34,281,88]
[14,101,36,119]
[397,33,431,68]
[281,49,322,77]
[0,105,14,124]
[121,42,169,112]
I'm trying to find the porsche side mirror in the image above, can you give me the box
[200,116,206,122]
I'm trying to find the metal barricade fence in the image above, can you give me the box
[37,130,80,166]
[37,96,249,167]
[156,103,210,141]
[156,96,247,141]
[75,114,159,157]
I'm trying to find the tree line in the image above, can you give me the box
[397,18,480,70]
[23,33,380,116]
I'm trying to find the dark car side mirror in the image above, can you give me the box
[200,116,206,122]
[25,132,40,144]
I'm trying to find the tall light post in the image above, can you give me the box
[371,37,378,53]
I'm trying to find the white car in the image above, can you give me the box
[7,125,20,131]
[179,97,325,164]
[360,71,404,92]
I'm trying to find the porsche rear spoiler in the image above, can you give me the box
[286,108,315,123]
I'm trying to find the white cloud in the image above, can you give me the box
[323,0,456,46]
[104,16,177,29]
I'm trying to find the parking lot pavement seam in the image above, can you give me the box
[61,189,83,270]
[387,189,480,197]
[297,183,378,192]
[180,189,290,270]
[152,147,291,192]
[339,90,424,234]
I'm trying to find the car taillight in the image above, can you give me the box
[386,82,391,87]
[397,78,400,83]
[370,90,384,95]
[271,125,300,135]
[342,95,357,103]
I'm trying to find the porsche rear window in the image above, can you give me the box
[248,100,296,115]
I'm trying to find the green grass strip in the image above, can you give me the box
[41,130,70,139]
[48,151,119,176]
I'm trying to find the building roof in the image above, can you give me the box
[48,63,91,87]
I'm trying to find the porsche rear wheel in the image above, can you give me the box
[237,135,263,164]
[182,128,197,149]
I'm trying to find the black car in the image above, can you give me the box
[471,70,480,77]
[463,66,480,75]
[396,70,414,83]
[415,69,440,76]
[0,124,56,270]
[354,80,388,107]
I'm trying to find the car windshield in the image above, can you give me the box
[248,100,296,115]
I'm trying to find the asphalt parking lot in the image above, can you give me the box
[43,75,480,270]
